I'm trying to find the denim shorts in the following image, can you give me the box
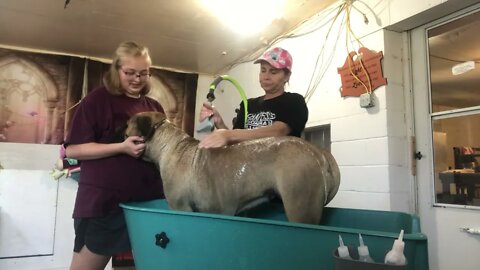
[73,212,131,256]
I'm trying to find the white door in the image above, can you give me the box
[411,5,480,270]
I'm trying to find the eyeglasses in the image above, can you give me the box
[120,68,151,80]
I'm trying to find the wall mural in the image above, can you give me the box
[0,48,197,144]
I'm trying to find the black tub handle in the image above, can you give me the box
[155,232,170,249]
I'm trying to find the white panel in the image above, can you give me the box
[340,165,393,193]
[0,143,59,259]
[328,190,392,211]
[384,83,405,111]
[387,136,408,166]
[389,0,443,24]
[330,190,410,213]
[339,165,410,197]
[388,166,412,193]
[333,136,407,167]
[0,142,59,170]
[383,30,405,85]
[332,111,388,141]
[0,170,57,258]
[429,208,480,270]
[372,87,388,111]
[0,178,81,270]
[333,137,390,166]
[389,192,412,212]
[386,108,407,137]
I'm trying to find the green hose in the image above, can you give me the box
[208,75,248,128]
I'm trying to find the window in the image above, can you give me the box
[428,11,480,207]
[303,124,331,152]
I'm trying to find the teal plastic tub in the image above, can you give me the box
[120,199,428,270]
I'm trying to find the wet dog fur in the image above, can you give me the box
[126,111,340,224]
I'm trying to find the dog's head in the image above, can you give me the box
[126,111,167,141]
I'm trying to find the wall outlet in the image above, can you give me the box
[359,93,374,108]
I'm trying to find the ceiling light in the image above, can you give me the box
[201,0,286,36]
[451,60,475,76]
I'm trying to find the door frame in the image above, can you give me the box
[408,3,480,270]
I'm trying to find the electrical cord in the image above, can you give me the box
[223,0,374,104]
[344,1,372,96]
[304,4,347,103]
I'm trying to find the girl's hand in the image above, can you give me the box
[123,136,146,158]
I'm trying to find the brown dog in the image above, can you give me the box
[126,111,340,224]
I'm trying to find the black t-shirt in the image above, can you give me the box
[233,92,308,137]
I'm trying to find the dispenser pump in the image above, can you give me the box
[357,234,375,263]
[384,229,407,265]
[337,235,352,259]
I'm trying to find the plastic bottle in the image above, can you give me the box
[337,235,352,259]
[384,229,407,265]
[357,234,375,263]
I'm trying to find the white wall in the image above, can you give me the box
[0,146,114,270]
[0,179,78,270]
[0,143,78,270]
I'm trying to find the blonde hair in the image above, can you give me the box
[103,41,152,95]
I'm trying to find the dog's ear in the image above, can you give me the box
[110,123,128,143]
[134,112,168,141]
[136,116,156,140]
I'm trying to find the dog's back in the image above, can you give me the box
[190,136,340,223]
[126,111,341,224]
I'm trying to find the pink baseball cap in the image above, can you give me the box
[254,47,292,72]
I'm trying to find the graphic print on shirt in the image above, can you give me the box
[246,111,276,129]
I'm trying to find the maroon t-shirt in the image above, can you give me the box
[66,87,165,218]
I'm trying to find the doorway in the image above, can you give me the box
[410,4,480,270]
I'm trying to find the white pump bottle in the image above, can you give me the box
[358,234,375,263]
[384,229,407,265]
[337,235,352,260]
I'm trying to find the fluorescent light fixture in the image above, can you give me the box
[451,60,475,75]
[201,0,285,36]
